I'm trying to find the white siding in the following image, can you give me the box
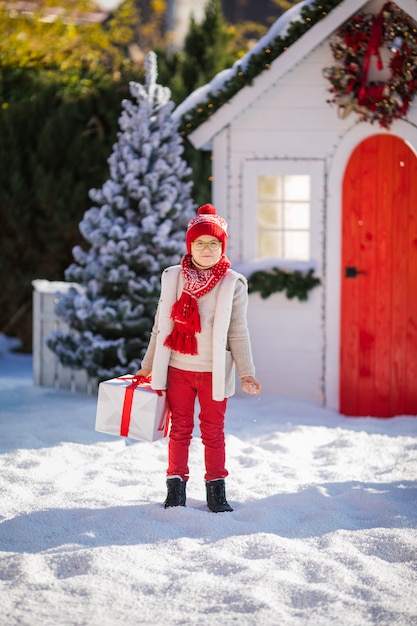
[247,288,324,404]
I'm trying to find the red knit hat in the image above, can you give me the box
[185,204,228,254]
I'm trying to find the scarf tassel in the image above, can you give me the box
[164,329,198,355]
[164,292,201,355]
[170,293,201,334]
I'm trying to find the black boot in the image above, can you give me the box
[164,477,186,508]
[206,479,233,513]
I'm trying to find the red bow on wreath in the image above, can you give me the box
[358,5,384,105]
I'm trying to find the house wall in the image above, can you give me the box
[212,36,417,408]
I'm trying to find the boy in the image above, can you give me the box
[136,204,261,512]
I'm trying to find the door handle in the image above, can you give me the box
[345,266,366,278]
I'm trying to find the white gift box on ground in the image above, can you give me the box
[95,375,170,442]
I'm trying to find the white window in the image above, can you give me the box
[257,175,311,260]
[242,160,323,266]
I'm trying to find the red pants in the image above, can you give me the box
[166,366,228,482]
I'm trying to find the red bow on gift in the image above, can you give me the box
[119,375,162,437]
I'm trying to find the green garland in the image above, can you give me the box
[179,0,344,136]
[248,267,321,301]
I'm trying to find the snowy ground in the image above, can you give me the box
[0,338,416,626]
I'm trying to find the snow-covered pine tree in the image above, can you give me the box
[48,51,196,380]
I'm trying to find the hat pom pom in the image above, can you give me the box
[197,204,216,216]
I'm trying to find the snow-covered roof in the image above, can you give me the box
[174,0,417,149]
[174,0,313,119]
[173,0,313,122]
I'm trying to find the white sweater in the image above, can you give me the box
[141,265,255,400]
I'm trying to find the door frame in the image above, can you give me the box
[325,120,417,412]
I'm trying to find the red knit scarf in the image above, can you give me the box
[164,254,231,355]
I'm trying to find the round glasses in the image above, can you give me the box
[191,240,222,251]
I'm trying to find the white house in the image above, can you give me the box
[173,0,417,417]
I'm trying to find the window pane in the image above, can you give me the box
[258,176,283,200]
[257,202,282,228]
[258,230,283,258]
[284,202,310,229]
[256,174,311,261]
[284,232,310,260]
[284,176,310,201]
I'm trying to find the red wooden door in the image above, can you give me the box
[340,134,417,417]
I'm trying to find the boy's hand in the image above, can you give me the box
[135,368,152,378]
[241,376,261,395]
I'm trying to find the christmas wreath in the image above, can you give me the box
[323,2,417,128]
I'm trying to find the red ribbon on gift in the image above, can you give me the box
[119,375,163,437]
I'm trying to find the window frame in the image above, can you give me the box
[241,159,324,266]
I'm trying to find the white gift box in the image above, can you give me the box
[95,375,170,442]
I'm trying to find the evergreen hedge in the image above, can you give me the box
[0,68,134,350]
